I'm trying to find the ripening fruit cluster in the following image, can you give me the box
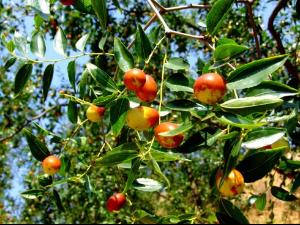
[124,68,185,149]
[124,68,158,102]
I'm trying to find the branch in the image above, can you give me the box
[147,0,171,33]
[0,105,63,144]
[244,0,261,58]
[165,4,211,12]
[268,0,300,85]
[128,0,210,49]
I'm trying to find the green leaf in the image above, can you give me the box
[110,98,130,136]
[30,31,46,58]
[177,132,206,153]
[23,128,50,161]
[68,60,76,92]
[216,212,240,224]
[74,0,94,14]
[227,55,288,90]
[217,38,237,46]
[158,123,193,137]
[206,0,235,35]
[218,199,249,224]
[165,73,193,93]
[59,155,71,176]
[220,96,283,116]
[34,14,44,28]
[165,99,206,112]
[98,31,109,50]
[93,93,117,106]
[236,148,285,183]
[222,137,242,184]
[27,0,50,19]
[95,143,139,166]
[242,128,286,149]
[291,174,300,193]
[43,64,54,101]
[135,24,152,61]
[86,63,118,93]
[21,189,45,199]
[262,109,296,123]
[246,80,299,98]
[32,122,62,143]
[149,158,170,188]
[134,210,160,224]
[123,158,142,193]
[53,27,67,56]
[79,69,89,98]
[211,44,248,69]
[75,33,90,52]
[148,25,162,44]
[91,0,107,29]
[114,38,134,72]
[164,58,190,71]
[255,193,267,211]
[217,113,266,129]
[271,186,298,201]
[6,40,15,53]
[52,189,65,212]
[14,64,33,95]
[84,175,94,198]
[150,149,188,162]
[4,57,17,70]
[38,174,53,187]
[133,178,163,192]
[14,31,27,55]
[214,44,248,62]
[67,100,78,124]
[278,158,300,171]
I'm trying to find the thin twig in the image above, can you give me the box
[166,30,206,41]
[165,4,211,12]
[128,1,210,49]
[0,105,62,143]
[152,0,166,11]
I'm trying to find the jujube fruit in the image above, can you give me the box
[126,106,159,131]
[124,68,146,91]
[60,0,75,6]
[86,105,105,122]
[215,169,244,197]
[154,122,184,149]
[135,75,158,102]
[106,193,126,212]
[42,155,61,175]
[194,73,227,105]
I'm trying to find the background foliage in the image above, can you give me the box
[0,0,299,224]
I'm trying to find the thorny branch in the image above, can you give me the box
[268,0,299,86]
[128,0,210,48]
